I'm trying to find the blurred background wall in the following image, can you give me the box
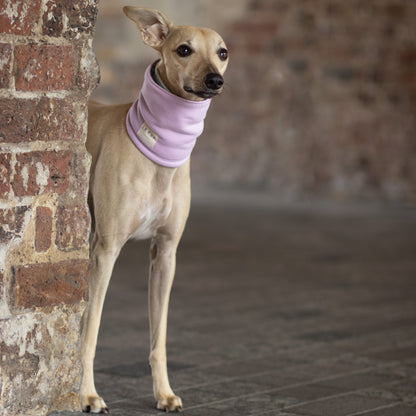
[92,0,416,203]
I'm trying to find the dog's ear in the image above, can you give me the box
[123,7,173,49]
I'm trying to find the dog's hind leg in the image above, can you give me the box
[80,235,123,414]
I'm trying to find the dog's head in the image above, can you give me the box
[124,7,228,101]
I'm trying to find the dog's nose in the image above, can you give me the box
[204,73,224,90]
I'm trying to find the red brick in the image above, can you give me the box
[0,43,12,89]
[35,207,53,252]
[0,0,42,35]
[13,151,71,197]
[13,260,89,309]
[0,206,29,243]
[0,153,11,198]
[0,97,85,143]
[14,44,74,92]
[55,205,90,250]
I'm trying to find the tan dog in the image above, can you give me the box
[80,7,228,413]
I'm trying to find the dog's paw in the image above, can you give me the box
[156,394,183,412]
[82,395,109,414]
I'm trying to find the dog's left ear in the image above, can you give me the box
[123,7,173,49]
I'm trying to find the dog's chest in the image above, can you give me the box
[131,198,172,240]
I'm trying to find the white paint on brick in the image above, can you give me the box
[21,165,29,191]
[35,162,50,192]
[62,12,69,33]
[1,313,36,355]
[0,207,31,273]
[0,246,8,273]
[23,58,37,82]
[0,0,27,21]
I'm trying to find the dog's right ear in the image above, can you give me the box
[123,7,173,49]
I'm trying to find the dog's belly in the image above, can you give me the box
[130,198,172,240]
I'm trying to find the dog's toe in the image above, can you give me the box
[156,395,183,412]
[82,396,109,414]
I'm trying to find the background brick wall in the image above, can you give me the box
[92,0,416,202]
[0,1,98,415]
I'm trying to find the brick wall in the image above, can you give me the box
[93,0,416,202]
[192,0,416,201]
[0,1,98,415]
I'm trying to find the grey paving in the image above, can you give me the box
[53,192,416,416]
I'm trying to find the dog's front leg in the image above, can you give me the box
[148,233,183,412]
[80,236,122,414]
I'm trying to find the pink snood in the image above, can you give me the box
[126,62,212,168]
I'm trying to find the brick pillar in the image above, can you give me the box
[0,1,99,415]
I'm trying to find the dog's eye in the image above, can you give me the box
[218,48,228,61]
[176,45,193,57]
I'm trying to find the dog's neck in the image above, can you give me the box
[152,64,169,92]
[126,61,212,168]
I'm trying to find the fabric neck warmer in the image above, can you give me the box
[126,61,212,168]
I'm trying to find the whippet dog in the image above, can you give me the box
[80,7,228,413]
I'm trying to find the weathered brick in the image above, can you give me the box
[13,259,89,309]
[0,152,11,198]
[0,43,12,89]
[13,151,71,197]
[42,1,64,37]
[35,207,53,252]
[55,205,90,250]
[0,97,85,143]
[63,0,98,39]
[0,206,29,243]
[14,44,74,91]
[76,43,100,93]
[67,151,91,202]
[0,0,42,35]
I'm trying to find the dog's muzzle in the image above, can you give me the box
[184,73,224,99]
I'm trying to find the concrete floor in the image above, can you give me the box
[55,191,416,416]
